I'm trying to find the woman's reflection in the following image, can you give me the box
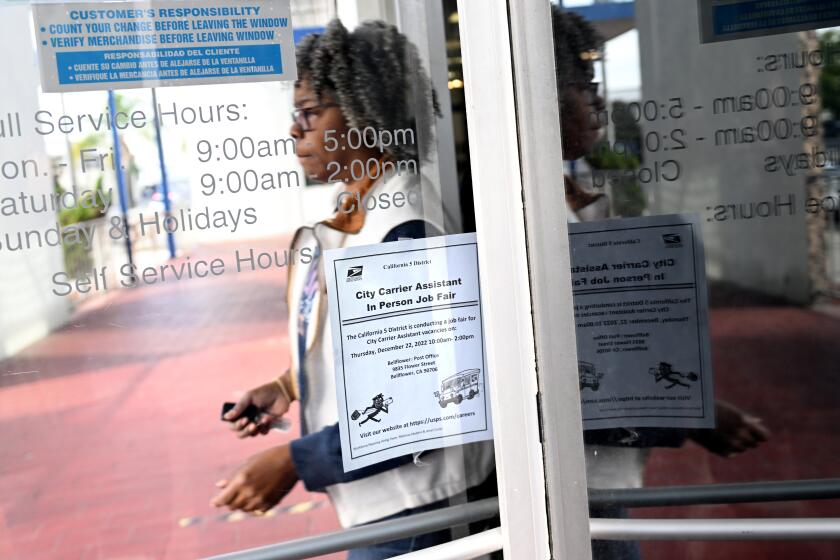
[550,7,770,560]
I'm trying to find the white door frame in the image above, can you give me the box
[458,0,592,558]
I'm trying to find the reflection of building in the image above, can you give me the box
[0,0,471,359]
[0,6,71,360]
[291,0,334,27]
[635,0,826,303]
[564,0,833,303]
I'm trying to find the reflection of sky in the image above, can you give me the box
[597,25,840,101]
[603,30,641,101]
[559,0,840,101]
[551,1,642,100]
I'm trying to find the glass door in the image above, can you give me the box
[0,1,558,559]
[525,0,840,558]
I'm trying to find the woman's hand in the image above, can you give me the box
[211,445,299,513]
[689,400,770,457]
[224,379,292,438]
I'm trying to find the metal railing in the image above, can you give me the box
[203,478,840,560]
[203,498,500,560]
[590,518,840,540]
[589,478,840,508]
[393,528,503,559]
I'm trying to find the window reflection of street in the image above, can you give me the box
[558,2,840,559]
[0,237,343,559]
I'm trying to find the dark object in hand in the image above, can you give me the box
[221,402,261,423]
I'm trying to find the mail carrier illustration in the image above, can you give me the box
[351,394,394,426]
[434,368,481,408]
[649,361,698,389]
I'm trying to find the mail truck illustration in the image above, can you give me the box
[434,368,480,407]
[578,360,604,391]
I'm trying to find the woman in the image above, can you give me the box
[212,19,496,559]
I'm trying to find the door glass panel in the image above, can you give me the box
[0,1,502,558]
[553,0,839,558]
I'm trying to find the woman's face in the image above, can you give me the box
[560,84,605,161]
[290,79,379,184]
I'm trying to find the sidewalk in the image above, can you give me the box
[3,242,839,559]
[0,237,343,560]
[640,301,840,559]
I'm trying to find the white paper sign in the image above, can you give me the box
[324,233,493,472]
[33,0,296,93]
[569,214,715,430]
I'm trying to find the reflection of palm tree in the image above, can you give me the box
[119,135,138,207]
[112,93,152,207]
[67,92,151,206]
[68,131,104,195]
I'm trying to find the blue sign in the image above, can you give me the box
[56,45,282,85]
[700,0,840,43]
[34,0,297,92]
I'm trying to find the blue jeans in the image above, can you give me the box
[346,499,453,560]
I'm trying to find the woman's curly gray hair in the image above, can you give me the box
[551,7,603,90]
[296,19,440,162]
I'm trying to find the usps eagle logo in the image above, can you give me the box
[346,266,364,282]
[662,234,682,248]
